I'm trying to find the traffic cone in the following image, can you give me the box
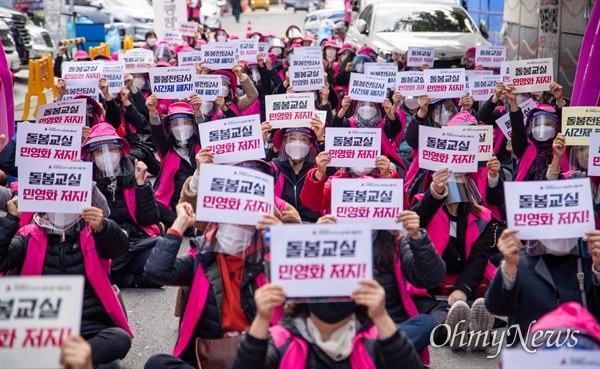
[246,21,253,39]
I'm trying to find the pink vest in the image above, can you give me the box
[155,145,201,209]
[238,99,261,116]
[514,140,537,182]
[19,224,134,338]
[472,167,503,221]
[123,186,160,237]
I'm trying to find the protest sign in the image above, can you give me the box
[265,93,315,128]
[120,49,154,73]
[500,61,511,84]
[418,125,479,172]
[258,42,268,58]
[153,0,188,38]
[325,128,381,168]
[196,163,274,225]
[407,47,435,68]
[0,276,84,369]
[149,66,195,99]
[464,69,494,94]
[288,55,322,68]
[162,30,182,44]
[467,75,499,101]
[289,65,325,92]
[269,224,373,299]
[364,63,397,89]
[508,57,554,93]
[193,74,221,102]
[178,51,203,67]
[475,46,506,68]
[330,178,404,230]
[396,71,426,96]
[314,110,328,124]
[237,39,259,62]
[61,61,104,101]
[61,85,101,102]
[348,73,387,103]
[424,68,466,99]
[198,115,264,163]
[504,178,594,240]
[588,132,600,176]
[16,124,82,166]
[503,349,600,369]
[293,46,322,57]
[179,21,198,37]
[201,42,237,70]
[35,99,86,125]
[561,106,600,146]
[443,125,493,161]
[495,98,537,140]
[102,61,125,94]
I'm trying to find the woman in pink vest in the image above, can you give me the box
[201,69,259,120]
[0,201,132,369]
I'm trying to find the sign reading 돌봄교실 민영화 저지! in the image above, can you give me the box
[475,46,506,68]
[406,47,435,68]
[61,61,104,101]
[561,106,600,146]
[35,99,87,125]
[120,49,154,74]
[324,127,381,168]
[508,57,554,94]
[418,125,479,173]
[265,93,316,128]
[198,115,265,164]
[396,71,426,96]
[178,51,203,67]
[16,124,83,166]
[495,98,537,140]
[423,68,466,99]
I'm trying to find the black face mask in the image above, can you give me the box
[307,302,356,324]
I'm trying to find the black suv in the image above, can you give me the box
[0,5,31,65]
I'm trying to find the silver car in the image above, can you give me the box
[26,23,55,59]
[345,1,490,67]
[0,18,20,72]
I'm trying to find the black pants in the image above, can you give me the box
[157,201,177,227]
[84,327,132,366]
[145,354,196,369]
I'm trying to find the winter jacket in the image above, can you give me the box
[272,159,322,223]
[0,138,17,177]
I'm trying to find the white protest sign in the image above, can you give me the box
[162,30,183,44]
[149,66,195,99]
[16,124,82,166]
[293,46,322,56]
[475,46,506,68]
[61,85,101,102]
[504,178,594,240]
[325,128,381,168]
[179,21,198,37]
[418,125,479,172]
[365,63,397,89]
[258,42,268,58]
[508,57,554,93]
[102,61,125,94]
[562,106,600,146]
[193,74,221,102]
[503,348,600,369]
[178,51,203,67]
[424,68,466,99]
[61,61,104,101]
[331,178,404,230]
[314,110,328,124]
[588,132,600,176]
[35,99,86,125]
[396,71,426,96]
[198,115,264,163]
[201,42,237,70]
[289,65,325,92]
[120,50,154,73]
[269,224,373,298]
[467,75,499,101]
[0,276,84,369]
[153,0,188,37]
[443,125,494,161]
[407,47,435,68]
[464,69,494,91]
[237,39,259,62]
[495,98,544,140]
[348,73,387,103]
[196,163,274,225]
[18,161,93,213]
[288,55,321,68]
[500,61,511,84]
[265,93,315,128]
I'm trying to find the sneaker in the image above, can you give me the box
[446,301,470,351]
[469,298,495,351]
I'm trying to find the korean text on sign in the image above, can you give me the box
[236,39,259,62]
[325,127,382,168]
[418,125,479,173]
[35,99,86,125]
[504,178,594,240]
[102,61,125,94]
[396,71,426,96]
[475,46,506,68]
[561,106,600,146]
[364,63,397,89]
[407,47,435,68]
[466,75,499,102]
[198,114,265,164]
[423,68,466,99]
[330,178,404,230]
[269,224,373,299]
[442,125,494,161]
[265,93,316,128]
[120,48,154,73]
[193,74,221,102]
[16,124,83,166]
[348,73,387,103]
[196,163,274,226]
[289,65,325,92]
[178,51,203,67]
[179,21,198,37]
[0,276,84,369]
[18,161,93,213]
[149,66,195,99]
[495,98,536,140]
[508,58,554,93]
[201,42,237,70]
[588,132,600,177]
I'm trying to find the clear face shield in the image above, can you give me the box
[167,115,195,146]
[216,31,228,42]
[528,112,558,142]
[570,145,589,172]
[446,173,482,205]
[355,101,382,127]
[155,46,173,62]
[86,102,99,127]
[431,100,458,127]
[282,131,315,162]
[198,223,265,263]
[89,142,125,179]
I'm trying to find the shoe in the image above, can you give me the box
[446,301,470,351]
[469,298,495,351]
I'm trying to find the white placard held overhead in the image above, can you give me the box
[193,74,221,102]
[201,42,237,70]
[198,115,264,163]
[443,125,494,161]
[467,75,499,101]
[258,42,268,58]
[153,0,188,38]
[178,51,203,67]
[364,63,397,89]
[120,49,154,73]
[495,98,539,140]
[35,99,87,125]
[396,71,426,96]
[289,65,325,92]
[265,93,315,128]
[407,47,435,68]
[162,30,183,44]
[325,127,381,168]
[237,39,259,62]
[418,125,479,172]
[508,58,554,93]
[475,46,506,68]
[348,73,387,103]
[149,66,195,99]
[16,124,83,165]
[179,21,198,37]
[102,61,125,94]
[423,68,466,99]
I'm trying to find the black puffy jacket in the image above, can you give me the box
[272,159,323,223]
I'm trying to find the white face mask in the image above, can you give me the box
[539,238,578,256]
[146,38,157,47]
[46,213,82,229]
[271,48,282,56]
[325,49,337,58]
[171,125,194,145]
[357,105,377,120]
[440,111,454,126]
[405,98,419,110]
[95,151,121,175]
[285,140,310,160]
[351,167,374,176]
[216,223,255,256]
[355,63,364,73]
[216,34,227,42]
[532,125,556,142]
[201,101,214,115]
[133,77,146,89]
[220,86,230,98]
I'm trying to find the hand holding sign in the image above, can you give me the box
[487,156,501,179]
[315,151,332,181]
[310,115,325,141]
[549,82,563,105]
[7,196,20,218]
[189,93,203,114]
[316,214,337,224]
[261,121,272,145]
[459,94,474,112]
[256,213,283,232]
[498,228,522,278]
[552,133,566,158]
[251,284,287,338]
[57,78,66,99]
[501,84,518,112]
[60,335,93,369]
[351,280,388,323]
[417,94,432,118]
[375,155,391,178]
[99,78,110,99]
[494,81,506,101]
[396,211,421,240]
[195,147,215,174]
[432,168,452,196]
[146,95,158,117]
[82,206,104,232]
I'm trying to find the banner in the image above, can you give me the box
[508,58,554,93]
[475,46,506,68]
[269,224,373,299]
[16,124,82,166]
[120,49,154,73]
[178,51,203,67]
[198,115,264,163]
[330,178,403,230]
[495,98,537,140]
[396,71,425,96]
[467,75,499,102]
[179,21,198,37]
[538,0,560,60]
[406,47,435,68]
[504,178,594,240]
[364,63,397,89]
[153,0,188,38]
[289,66,325,92]
[236,39,259,63]
[561,106,600,146]
[348,73,387,103]
[418,125,479,172]
[18,161,93,213]
[35,100,86,125]
[196,163,274,225]
[423,68,466,99]
[265,93,315,128]
[325,128,381,168]
[149,66,195,99]
[201,42,237,70]
[102,61,125,94]
[193,74,221,102]
[0,276,84,369]
[588,132,600,176]
[443,125,493,161]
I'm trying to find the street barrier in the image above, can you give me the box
[21,54,58,120]
[89,43,110,59]
[123,35,134,52]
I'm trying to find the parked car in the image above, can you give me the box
[0,18,20,72]
[293,0,311,12]
[0,5,31,65]
[304,7,346,35]
[26,23,55,59]
[250,0,270,11]
[284,0,296,10]
[345,1,490,67]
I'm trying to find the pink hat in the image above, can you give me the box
[273,127,317,151]
[212,70,237,92]
[338,43,353,54]
[174,45,195,54]
[447,111,478,126]
[111,52,119,61]
[303,34,315,41]
[156,61,171,67]
[322,40,339,49]
[83,123,130,157]
[228,34,240,40]
[531,302,600,344]
[164,102,195,123]
[74,50,91,60]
